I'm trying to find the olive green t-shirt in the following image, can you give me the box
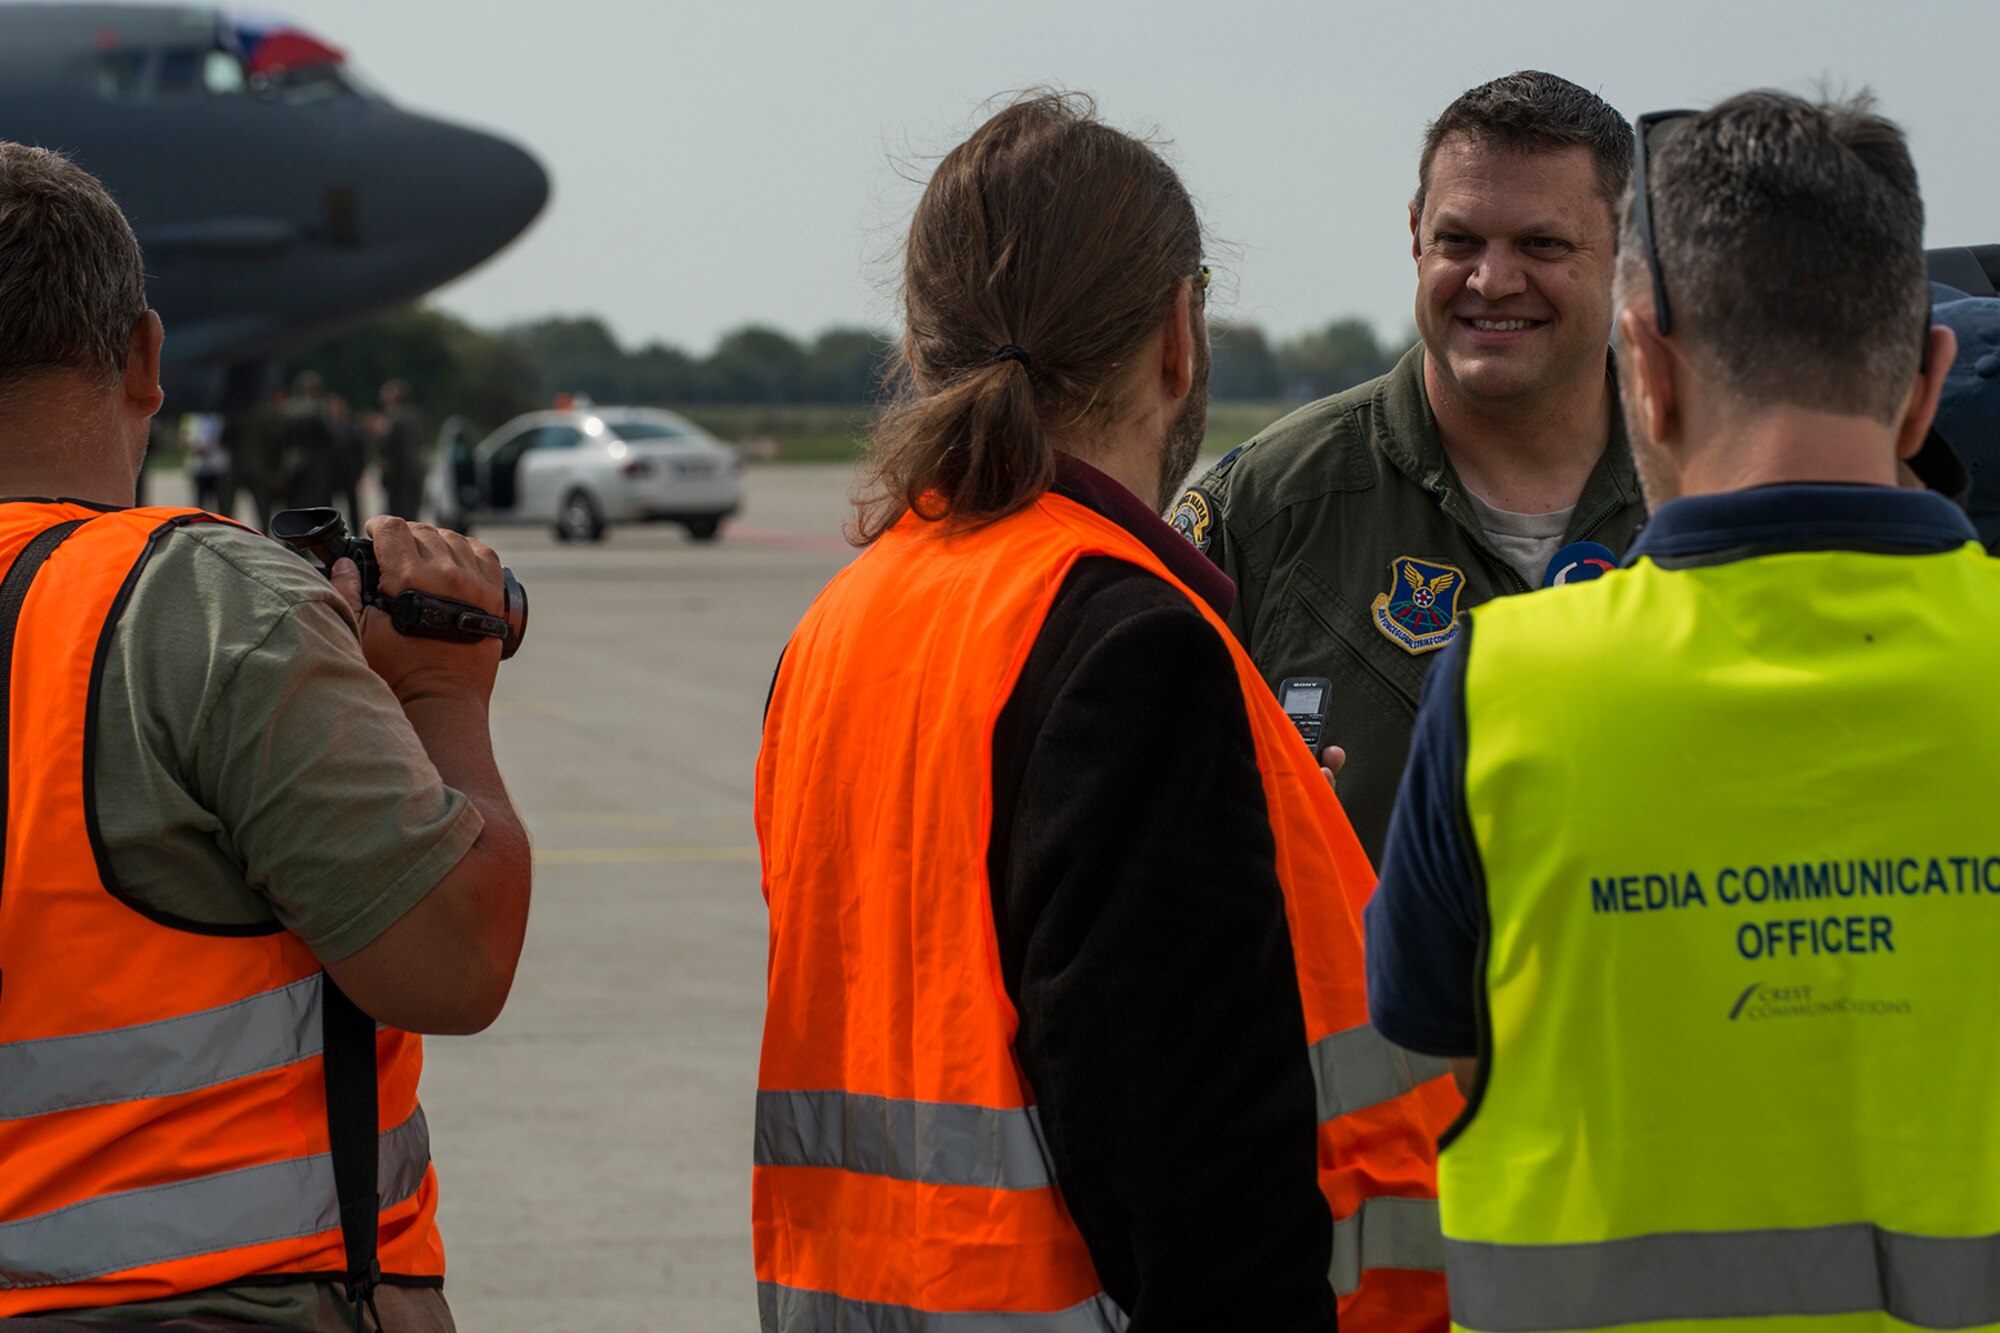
[59,520,480,1329]
[94,520,481,954]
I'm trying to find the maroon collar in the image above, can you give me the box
[1052,456,1235,617]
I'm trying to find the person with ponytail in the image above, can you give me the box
[754,92,1456,1333]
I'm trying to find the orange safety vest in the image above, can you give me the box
[755,490,1460,1331]
[0,503,443,1316]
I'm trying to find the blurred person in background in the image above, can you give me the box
[181,410,228,513]
[376,378,430,521]
[326,390,365,527]
[278,369,337,510]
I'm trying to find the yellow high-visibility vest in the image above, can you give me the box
[1441,536,2000,1333]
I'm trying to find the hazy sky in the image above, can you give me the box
[278,0,1993,353]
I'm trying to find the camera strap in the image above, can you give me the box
[321,975,385,1331]
[378,588,510,645]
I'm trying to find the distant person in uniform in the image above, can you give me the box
[0,141,530,1330]
[1175,71,1647,863]
[377,378,431,521]
[1367,91,1993,1325]
[755,93,1458,1333]
[222,384,285,530]
[278,369,338,509]
[326,390,365,527]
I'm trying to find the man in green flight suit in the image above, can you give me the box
[1177,71,1647,862]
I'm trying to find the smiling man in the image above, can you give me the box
[1176,72,1647,863]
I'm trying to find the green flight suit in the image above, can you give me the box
[1176,346,1647,864]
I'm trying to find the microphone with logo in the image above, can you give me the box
[1544,541,1619,588]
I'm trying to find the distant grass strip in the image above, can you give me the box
[680,402,1299,465]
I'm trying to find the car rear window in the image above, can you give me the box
[605,419,691,442]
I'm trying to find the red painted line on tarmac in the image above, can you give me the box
[727,526,856,556]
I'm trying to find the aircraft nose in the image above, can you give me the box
[431,124,550,262]
[371,114,550,286]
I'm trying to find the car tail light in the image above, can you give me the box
[621,458,656,479]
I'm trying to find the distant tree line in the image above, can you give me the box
[291,307,1414,436]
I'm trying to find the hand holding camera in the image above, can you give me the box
[271,507,528,705]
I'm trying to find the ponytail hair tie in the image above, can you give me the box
[992,344,1032,368]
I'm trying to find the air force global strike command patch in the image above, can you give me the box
[1170,487,1215,553]
[1371,556,1464,654]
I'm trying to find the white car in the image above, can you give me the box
[432,407,743,542]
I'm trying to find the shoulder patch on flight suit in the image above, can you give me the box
[1170,487,1217,553]
[1370,556,1465,654]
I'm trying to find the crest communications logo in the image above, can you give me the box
[1371,556,1465,654]
[1727,982,1913,1022]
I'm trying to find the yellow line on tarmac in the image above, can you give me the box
[534,845,760,866]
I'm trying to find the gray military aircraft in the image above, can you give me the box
[0,4,549,411]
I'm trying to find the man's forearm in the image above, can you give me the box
[324,694,532,1035]
[402,694,533,986]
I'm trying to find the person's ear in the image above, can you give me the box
[1618,306,1679,447]
[1409,200,1422,262]
[123,310,164,419]
[1893,324,1958,461]
[1160,280,1195,402]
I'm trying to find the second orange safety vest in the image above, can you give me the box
[756,490,1460,1331]
[0,504,444,1316]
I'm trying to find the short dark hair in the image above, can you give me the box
[0,144,146,392]
[858,92,1203,543]
[1415,71,1633,217]
[1619,90,1926,423]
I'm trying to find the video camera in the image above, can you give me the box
[270,507,528,660]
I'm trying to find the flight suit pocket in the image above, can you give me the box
[1271,560,1428,715]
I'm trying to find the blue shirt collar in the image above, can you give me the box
[1627,483,1980,565]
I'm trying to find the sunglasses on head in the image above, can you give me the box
[1632,107,1931,370]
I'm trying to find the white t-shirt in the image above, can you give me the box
[1464,487,1574,590]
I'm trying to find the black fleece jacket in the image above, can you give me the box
[985,461,1335,1332]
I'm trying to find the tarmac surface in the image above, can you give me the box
[412,464,859,1330]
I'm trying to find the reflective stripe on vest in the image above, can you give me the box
[0,1108,429,1289]
[1332,1195,1446,1297]
[754,1089,1051,1190]
[1310,1021,1451,1123]
[0,975,323,1121]
[757,1088,1449,1300]
[1443,543,2000,1332]
[1446,1226,2000,1332]
[759,1282,1130,1332]
[757,493,1454,1331]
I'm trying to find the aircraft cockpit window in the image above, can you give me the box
[94,50,147,99]
[203,50,248,96]
[254,61,352,104]
[156,48,203,98]
[224,17,378,103]
[93,46,258,101]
